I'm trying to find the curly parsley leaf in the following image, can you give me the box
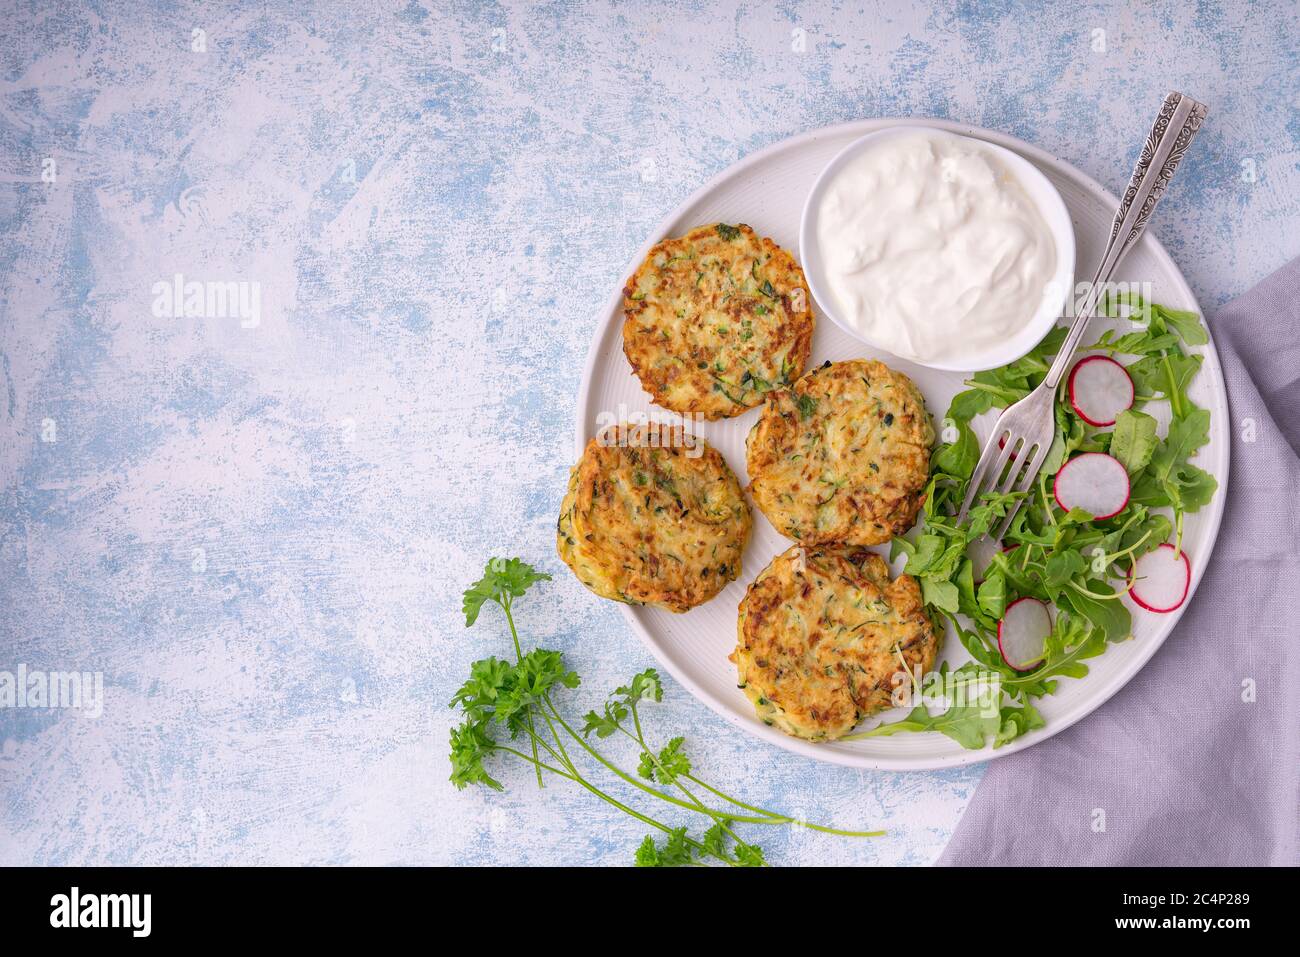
[649,736,691,785]
[635,827,695,867]
[462,557,552,625]
[734,842,766,867]
[582,700,628,739]
[449,720,503,791]
[614,669,663,706]
[452,558,877,865]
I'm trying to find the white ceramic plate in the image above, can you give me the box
[574,118,1229,770]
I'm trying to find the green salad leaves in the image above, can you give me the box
[868,293,1218,749]
[450,557,881,866]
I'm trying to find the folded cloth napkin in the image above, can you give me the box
[939,258,1300,867]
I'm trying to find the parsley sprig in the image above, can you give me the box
[450,557,882,866]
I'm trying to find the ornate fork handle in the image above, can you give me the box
[956,92,1208,535]
[1043,92,1209,389]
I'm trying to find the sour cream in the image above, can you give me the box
[813,130,1057,364]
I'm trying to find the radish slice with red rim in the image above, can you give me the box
[998,597,1052,671]
[1053,452,1130,519]
[1069,355,1134,427]
[1129,543,1191,613]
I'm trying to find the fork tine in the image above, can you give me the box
[993,441,1049,541]
[994,437,1030,496]
[956,427,1012,527]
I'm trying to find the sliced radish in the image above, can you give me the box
[1053,452,1130,519]
[1129,543,1191,613]
[1068,355,1134,427]
[997,434,1018,460]
[998,597,1052,671]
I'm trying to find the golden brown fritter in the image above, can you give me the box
[556,424,751,613]
[732,544,940,741]
[621,223,815,420]
[746,359,934,546]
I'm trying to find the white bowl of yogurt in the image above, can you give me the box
[800,126,1075,371]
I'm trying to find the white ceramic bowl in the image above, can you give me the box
[799,126,1076,372]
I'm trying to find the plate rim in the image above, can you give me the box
[573,117,1230,770]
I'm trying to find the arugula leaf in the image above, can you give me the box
[1061,585,1132,645]
[1151,408,1211,480]
[1168,463,1218,511]
[994,700,1046,747]
[1110,409,1159,474]
[976,568,1008,620]
[1094,328,1180,356]
[892,298,1217,750]
[1044,549,1086,589]
[1157,305,1209,346]
[921,577,960,614]
[857,690,1002,750]
[1004,612,1108,695]
[947,387,993,421]
[932,415,979,480]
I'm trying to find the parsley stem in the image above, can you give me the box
[614,719,880,839]
[559,764,726,863]
[494,745,578,781]
[516,713,734,865]
[526,729,569,768]
[680,774,784,818]
[500,598,545,790]
[681,774,885,837]
[619,709,756,857]
[543,696,785,829]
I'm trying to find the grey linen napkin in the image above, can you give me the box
[939,258,1300,867]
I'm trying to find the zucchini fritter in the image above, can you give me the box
[746,359,934,546]
[557,424,751,613]
[732,544,940,741]
[622,223,815,420]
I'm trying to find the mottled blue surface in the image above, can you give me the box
[1,0,1296,865]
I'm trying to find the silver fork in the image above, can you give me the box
[957,91,1209,541]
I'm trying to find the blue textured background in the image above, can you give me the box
[1,0,1296,865]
